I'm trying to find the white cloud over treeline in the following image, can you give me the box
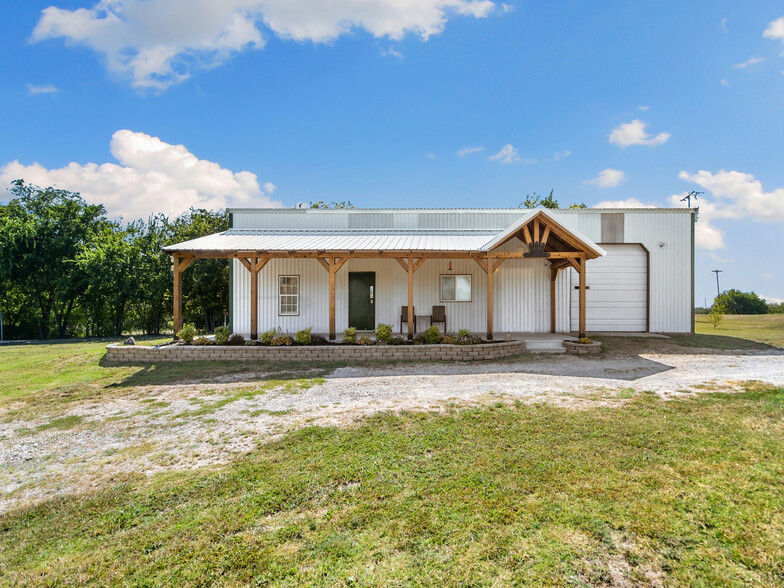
[1,130,280,221]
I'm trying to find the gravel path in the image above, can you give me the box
[1,351,783,514]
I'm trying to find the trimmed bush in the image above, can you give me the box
[270,336,294,346]
[455,328,481,345]
[227,333,246,346]
[260,329,278,346]
[311,334,329,346]
[343,327,357,344]
[192,336,214,346]
[357,335,373,346]
[214,326,231,345]
[375,323,392,344]
[176,323,197,344]
[423,325,443,345]
[413,334,426,345]
[295,327,313,345]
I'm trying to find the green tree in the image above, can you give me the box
[309,201,355,209]
[130,215,174,335]
[0,180,108,338]
[168,208,230,332]
[708,302,725,329]
[519,190,585,210]
[714,289,768,315]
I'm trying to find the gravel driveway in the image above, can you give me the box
[1,350,783,514]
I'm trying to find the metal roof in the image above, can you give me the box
[164,230,497,253]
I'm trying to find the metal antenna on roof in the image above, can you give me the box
[681,191,702,207]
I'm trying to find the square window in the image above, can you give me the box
[440,274,471,302]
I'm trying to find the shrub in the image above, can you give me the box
[192,336,214,346]
[708,303,726,330]
[244,340,256,346]
[295,327,313,345]
[343,327,357,344]
[441,334,457,345]
[455,328,481,345]
[375,323,392,344]
[389,336,409,345]
[260,328,278,346]
[227,333,246,346]
[271,336,294,346]
[214,326,231,345]
[311,334,329,345]
[176,323,197,344]
[357,335,373,346]
[413,334,426,345]
[423,325,443,344]
[578,337,593,344]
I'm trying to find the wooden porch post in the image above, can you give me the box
[579,253,587,338]
[407,255,414,340]
[250,258,259,340]
[329,258,337,340]
[486,253,494,340]
[172,256,183,336]
[550,266,559,333]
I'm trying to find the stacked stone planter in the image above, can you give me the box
[105,340,528,364]
[562,341,602,355]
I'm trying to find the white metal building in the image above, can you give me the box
[164,207,696,339]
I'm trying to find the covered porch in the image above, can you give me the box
[163,210,605,341]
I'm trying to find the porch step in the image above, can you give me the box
[522,339,567,354]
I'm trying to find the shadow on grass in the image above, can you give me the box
[600,334,783,356]
[100,357,345,387]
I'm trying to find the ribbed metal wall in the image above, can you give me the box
[231,251,569,336]
[231,209,693,334]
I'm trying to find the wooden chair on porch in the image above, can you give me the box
[400,306,415,334]
[430,305,446,332]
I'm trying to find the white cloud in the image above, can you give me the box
[489,144,520,164]
[458,145,485,157]
[761,294,783,304]
[27,83,58,95]
[593,198,655,209]
[763,16,784,44]
[586,168,626,188]
[638,105,649,111]
[719,17,729,33]
[733,56,765,69]
[32,0,497,90]
[552,150,571,161]
[425,153,436,159]
[762,273,774,279]
[609,119,671,148]
[501,3,514,13]
[721,78,730,87]
[381,46,403,59]
[0,130,281,221]
[669,169,784,252]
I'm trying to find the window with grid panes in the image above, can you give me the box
[278,275,299,315]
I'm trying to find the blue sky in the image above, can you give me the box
[1,1,783,306]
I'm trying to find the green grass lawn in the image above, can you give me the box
[695,313,784,348]
[1,385,782,586]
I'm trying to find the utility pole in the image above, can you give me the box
[712,269,723,299]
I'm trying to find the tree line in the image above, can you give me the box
[0,180,229,340]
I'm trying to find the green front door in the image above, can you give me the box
[348,272,376,331]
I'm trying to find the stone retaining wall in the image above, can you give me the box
[563,341,602,355]
[104,340,529,364]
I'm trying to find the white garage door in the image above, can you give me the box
[570,244,648,332]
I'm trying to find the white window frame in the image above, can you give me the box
[440,274,472,302]
[278,275,300,316]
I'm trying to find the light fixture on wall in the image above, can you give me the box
[448,262,452,271]
[658,241,665,248]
